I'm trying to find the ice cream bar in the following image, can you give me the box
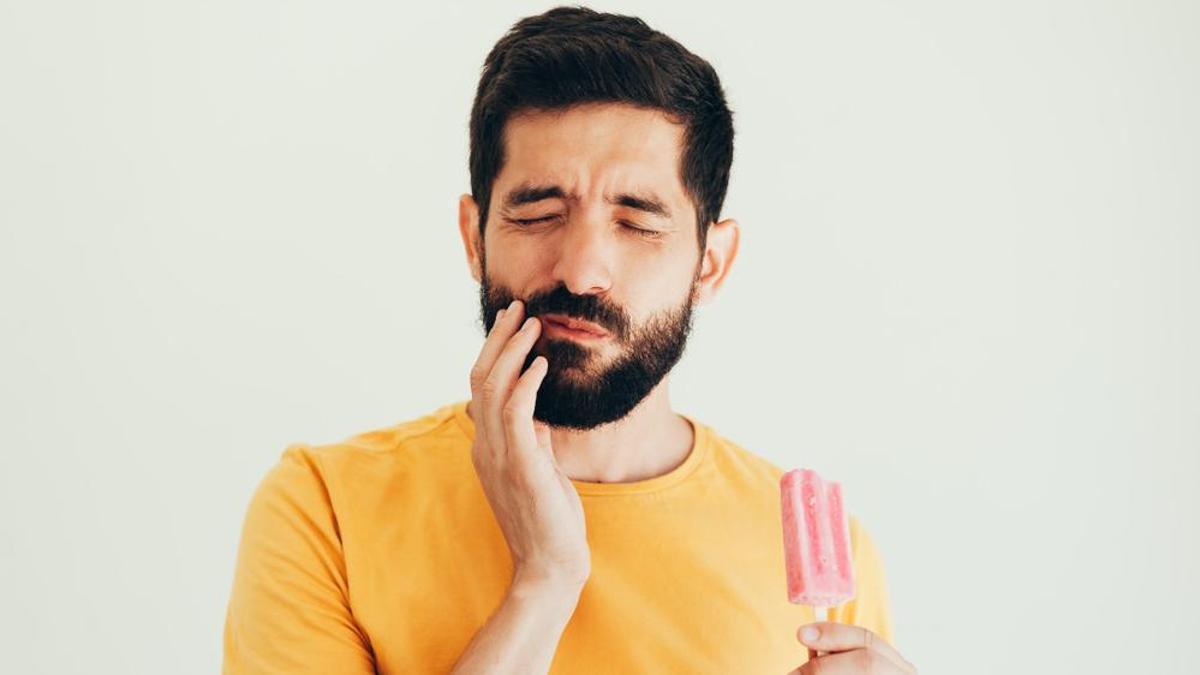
[780,468,855,608]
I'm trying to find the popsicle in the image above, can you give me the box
[780,468,855,619]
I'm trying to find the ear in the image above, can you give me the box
[692,217,740,306]
[458,193,483,283]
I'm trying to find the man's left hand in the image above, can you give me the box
[788,622,917,674]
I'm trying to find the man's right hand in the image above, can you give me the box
[468,299,592,591]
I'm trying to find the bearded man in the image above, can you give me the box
[223,6,913,675]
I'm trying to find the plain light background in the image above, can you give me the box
[2,1,1197,673]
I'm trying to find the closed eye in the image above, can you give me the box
[509,216,664,240]
[621,221,665,240]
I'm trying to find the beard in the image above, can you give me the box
[478,262,698,431]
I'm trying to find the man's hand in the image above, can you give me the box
[790,622,917,675]
[451,300,590,674]
[468,299,591,589]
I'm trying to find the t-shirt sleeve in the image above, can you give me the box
[830,516,896,647]
[223,445,376,674]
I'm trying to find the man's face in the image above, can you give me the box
[474,103,704,430]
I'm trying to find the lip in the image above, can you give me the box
[540,313,611,340]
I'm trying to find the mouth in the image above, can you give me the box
[540,313,612,341]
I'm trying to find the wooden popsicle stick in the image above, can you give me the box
[808,606,829,661]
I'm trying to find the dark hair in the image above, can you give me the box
[468,5,735,249]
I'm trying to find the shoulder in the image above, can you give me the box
[280,400,470,476]
[249,401,473,513]
[696,418,887,573]
[303,400,468,461]
[695,419,788,490]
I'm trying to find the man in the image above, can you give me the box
[223,6,915,674]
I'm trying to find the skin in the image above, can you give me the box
[451,102,915,674]
[792,622,918,674]
[458,102,737,483]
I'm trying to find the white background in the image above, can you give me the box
[2,1,1197,673]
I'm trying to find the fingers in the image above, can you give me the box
[503,355,549,455]
[469,299,527,445]
[483,314,543,453]
[470,300,524,398]
[797,623,915,673]
[469,301,520,424]
[794,648,895,674]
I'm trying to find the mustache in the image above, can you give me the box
[506,283,631,341]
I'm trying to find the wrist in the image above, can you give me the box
[512,559,590,590]
[509,570,586,612]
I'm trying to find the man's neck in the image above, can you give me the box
[548,378,695,484]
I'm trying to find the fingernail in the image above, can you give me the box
[508,299,520,312]
[521,317,536,331]
[496,309,506,321]
[801,626,819,643]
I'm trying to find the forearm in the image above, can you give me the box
[450,577,583,675]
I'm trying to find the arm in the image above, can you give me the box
[450,574,583,674]
[452,301,593,674]
[223,446,375,674]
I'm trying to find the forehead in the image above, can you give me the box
[496,103,689,209]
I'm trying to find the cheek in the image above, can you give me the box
[487,233,552,271]
[485,236,551,284]
[626,254,697,306]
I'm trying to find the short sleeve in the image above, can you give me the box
[830,516,895,646]
[223,445,376,674]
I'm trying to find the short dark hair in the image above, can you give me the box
[468,5,735,249]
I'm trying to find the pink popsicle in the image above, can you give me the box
[780,468,855,608]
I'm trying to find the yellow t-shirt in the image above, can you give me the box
[223,401,893,674]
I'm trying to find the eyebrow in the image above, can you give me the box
[502,183,673,219]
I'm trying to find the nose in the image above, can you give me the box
[549,215,614,296]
